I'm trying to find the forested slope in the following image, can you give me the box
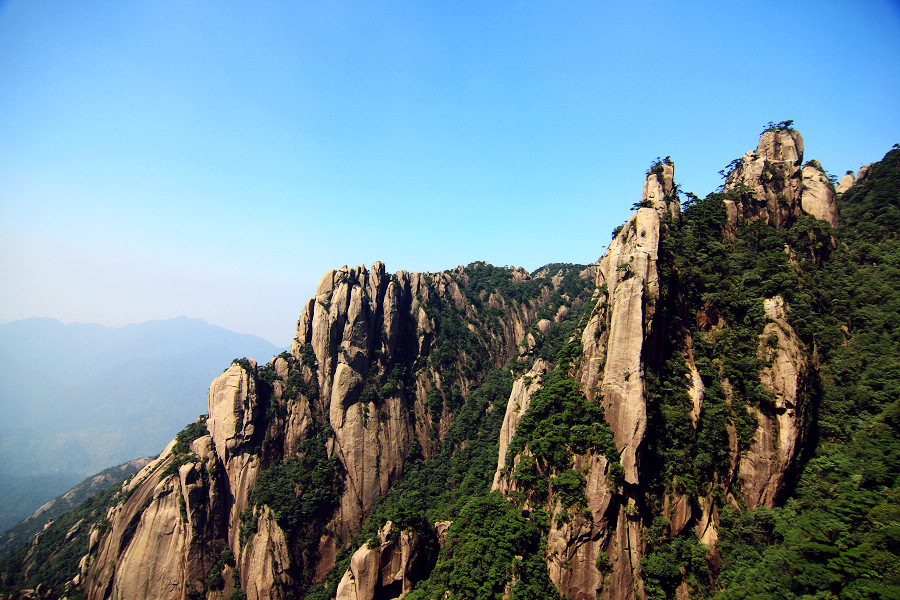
[1,130,897,600]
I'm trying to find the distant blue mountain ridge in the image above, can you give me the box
[0,316,283,533]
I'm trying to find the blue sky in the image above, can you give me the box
[1,1,898,346]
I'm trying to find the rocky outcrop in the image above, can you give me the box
[723,128,838,230]
[836,172,855,195]
[491,360,549,492]
[587,165,678,485]
[739,296,808,508]
[81,364,274,600]
[333,521,435,600]
[564,167,678,600]
[285,262,554,552]
[492,150,815,599]
[240,507,293,600]
[801,164,838,227]
[208,361,261,465]
[857,163,873,183]
[73,261,578,600]
[83,436,217,600]
[724,129,805,227]
[27,129,840,600]
[545,449,618,600]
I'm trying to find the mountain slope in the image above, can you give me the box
[1,129,898,600]
[0,317,281,534]
[0,459,152,558]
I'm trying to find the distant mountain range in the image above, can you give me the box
[0,458,152,557]
[4,131,898,599]
[0,316,282,533]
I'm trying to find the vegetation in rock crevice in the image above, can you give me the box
[3,140,899,600]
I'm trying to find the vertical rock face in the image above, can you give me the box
[570,169,677,600]
[544,449,616,600]
[585,163,678,486]
[51,129,831,600]
[491,360,549,492]
[241,507,293,600]
[79,261,575,600]
[739,296,808,508]
[800,164,839,227]
[208,361,259,465]
[333,521,435,600]
[290,263,409,544]
[84,434,221,600]
[594,205,661,485]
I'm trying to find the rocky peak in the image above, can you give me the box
[208,360,260,464]
[758,127,805,164]
[836,171,856,195]
[642,159,680,219]
[857,162,873,183]
[724,127,838,230]
[800,162,839,227]
[724,128,805,227]
[14,128,879,600]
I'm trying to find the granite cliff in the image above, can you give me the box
[4,126,898,600]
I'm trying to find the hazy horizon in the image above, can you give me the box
[0,314,289,347]
[2,0,898,346]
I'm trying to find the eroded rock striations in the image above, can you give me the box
[4,127,852,600]
[68,259,589,600]
[723,127,837,229]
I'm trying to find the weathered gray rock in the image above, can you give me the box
[240,507,292,600]
[537,318,552,337]
[592,201,666,485]
[83,443,214,600]
[208,362,260,464]
[546,451,615,600]
[857,163,873,183]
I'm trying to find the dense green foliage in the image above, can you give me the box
[636,147,900,599]
[160,416,209,479]
[716,402,900,598]
[505,366,622,500]
[0,483,124,599]
[709,148,900,599]
[641,526,712,599]
[645,192,787,499]
[249,428,342,587]
[406,492,561,600]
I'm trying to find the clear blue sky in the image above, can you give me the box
[1,0,898,346]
